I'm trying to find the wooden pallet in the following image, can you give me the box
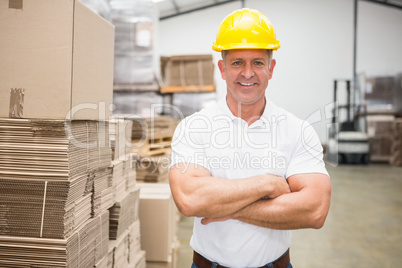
[160,84,215,93]
[131,133,173,157]
[136,170,168,182]
[135,153,170,182]
[113,83,159,92]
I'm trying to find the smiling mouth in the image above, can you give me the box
[238,82,256,86]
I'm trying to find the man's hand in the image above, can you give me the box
[201,215,232,225]
[265,175,291,199]
[227,173,332,230]
[200,174,331,230]
[201,176,291,225]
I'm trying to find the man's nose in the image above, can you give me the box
[241,63,254,79]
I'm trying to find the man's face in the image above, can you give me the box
[218,49,276,105]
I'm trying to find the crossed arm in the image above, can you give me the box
[169,162,331,230]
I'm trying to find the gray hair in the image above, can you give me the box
[221,49,273,65]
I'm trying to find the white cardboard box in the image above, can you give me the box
[139,183,177,262]
[146,238,180,268]
[0,0,114,120]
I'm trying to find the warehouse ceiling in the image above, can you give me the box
[152,0,402,20]
[152,0,243,20]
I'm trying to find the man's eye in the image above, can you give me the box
[254,61,264,66]
[232,61,242,66]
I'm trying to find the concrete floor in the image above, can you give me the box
[176,164,402,268]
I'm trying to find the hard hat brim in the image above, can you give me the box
[212,42,280,52]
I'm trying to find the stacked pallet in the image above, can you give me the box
[107,117,145,268]
[136,154,170,182]
[390,119,402,166]
[0,119,113,267]
[131,116,176,157]
[131,116,177,183]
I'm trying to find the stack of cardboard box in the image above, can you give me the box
[0,1,115,266]
[391,119,402,166]
[364,76,395,112]
[0,212,110,268]
[367,115,395,162]
[108,116,146,267]
[108,187,145,268]
[109,117,137,196]
[0,119,112,237]
[1,2,183,268]
[0,2,143,267]
[364,75,402,164]
[0,119,112,268]
[110,116,134,162]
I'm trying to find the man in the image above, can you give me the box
[169,8,331,268]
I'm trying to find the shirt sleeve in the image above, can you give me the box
[169,117,211,171]
[285,121,329,178]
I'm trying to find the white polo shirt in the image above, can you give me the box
[170,97,328,267]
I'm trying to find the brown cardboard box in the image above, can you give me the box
[364,76,394,101]
[139,183,177,262]
[162,55,214,87]
[109,219,143,268]
[366,115,395,137]
[0,211,109,268]
[0,0,114,120]
[369,135,393,162]
[390,118,402,166]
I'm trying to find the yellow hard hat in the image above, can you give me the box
[212,8,280,52]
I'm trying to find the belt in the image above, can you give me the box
[193,249,290,268]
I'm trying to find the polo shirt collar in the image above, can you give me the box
[218,96,275,128]
[218,97,237,121]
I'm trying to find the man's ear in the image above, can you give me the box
[218,60,226,80]
[269,59,276,80]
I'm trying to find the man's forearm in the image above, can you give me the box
[169,164,290,218]
[172,174,286,218]
[234,193,316,229]
[202,174,332,230]
[184,176,269,218]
